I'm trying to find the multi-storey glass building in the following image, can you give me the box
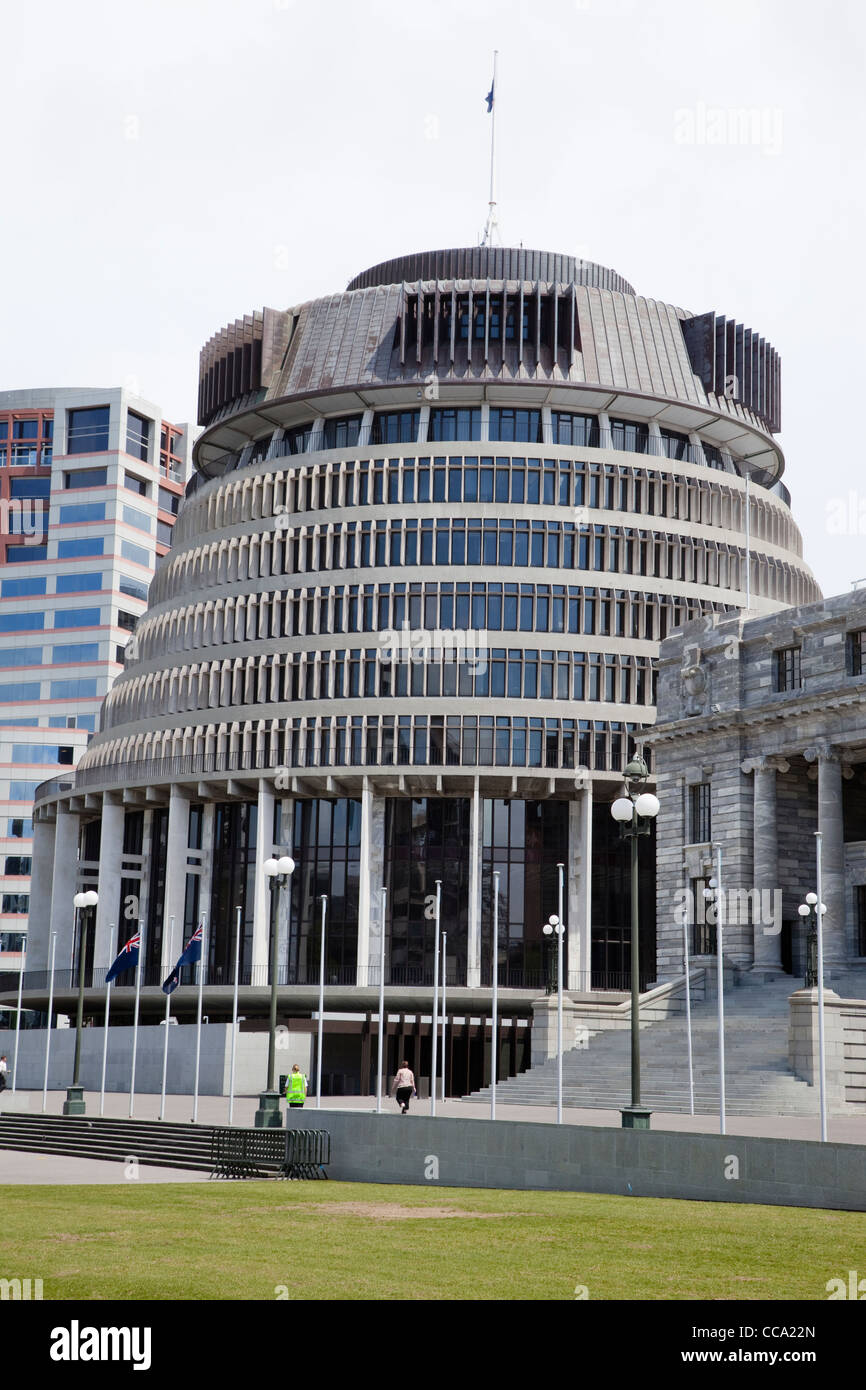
[21,248,819,1093]
[0,387,195,980]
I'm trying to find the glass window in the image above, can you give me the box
[67,406,110,454]
[119,575,147,600]
[124,471,149,496]
[121,539,150,566]
[54,608,101,628]
[126,411,150,462]
[0,648,41,667]
[123,504,151,532]
[371,410,419,445]
[610,418,649,455]
[157,486,180,515]
[0,612,44,632]
[64,468,107,489]
[775,646,802,692]
[552,412,599,447]
[2,576,46,597]
[52,643,99,663]
[428,408,481,442]
[56,573,102,593]
[0,687,41,706]
[13,419,39,440]
[322,415,362,449]
[49,679,98,699]
[10,476,51,498]
[57,537,104,558]
[59,502,105,525]
[488,408,542,443]
[6,546,46,562]
[689,783,712,842]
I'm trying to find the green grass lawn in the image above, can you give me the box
[4,1182,864,1300]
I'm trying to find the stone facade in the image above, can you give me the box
[647,590,866,985]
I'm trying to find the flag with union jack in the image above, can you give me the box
[105,932,141,984]
[161,924,203,995]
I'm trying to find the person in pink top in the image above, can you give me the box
[391,1060,416,1114]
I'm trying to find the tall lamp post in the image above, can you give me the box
[543,870,566,1124]
[255,854,295,1128]
[798,872,828,1144]
[64,889,98,1115]
[316,893,327,1109]
[610,756,659,1129]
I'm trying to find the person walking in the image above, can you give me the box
[285,1063,307,1108]
[391,1059,416,1114]
[0,1056,6,1094]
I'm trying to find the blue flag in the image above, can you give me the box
[105,932,141,984]
[161,924,203,994]
[486,79,494,113]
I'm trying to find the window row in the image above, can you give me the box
[178,451,798,558]
[104,646,658,726]
[130,581,716,665]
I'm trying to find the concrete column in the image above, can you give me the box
[199,802,216,980]
[467,778,482,988]
[743,756,789,970]
[49,806,80,974]
[251,780,276,981]
[160,787,190,976]
[94,795,124,970]
[26,814,56,973]
[356,780,373,987]
[806,744,847,965]
[569,781,593,991]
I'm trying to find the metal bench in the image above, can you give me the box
[210,1128,330,1181]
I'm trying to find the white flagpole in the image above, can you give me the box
[316,894,327,1110]
[192,912,208,1124]
[11,937,26,1094]
[491,870,500,1121]
[431,878,441,1116]
[440,931,447,1103]
[815,831,828,1143]
[99,923,115,1117]
[41,932,57,1113]
[557,863,565,1125]
[376,887,386,1114]
[715,845,726,1135]
[159,915,175,1122]
[228,907,241,1127]
[128,917,145,1119]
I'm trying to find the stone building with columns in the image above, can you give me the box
[16,244,820,1094]
[648,590,866,986]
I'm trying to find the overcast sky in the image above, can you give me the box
[2,0,864,598]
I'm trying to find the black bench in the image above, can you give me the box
[210,1128,330,1181]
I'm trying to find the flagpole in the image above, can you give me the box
[128,916,145,1118]
[316,894,327,1110]
[159,916,175,1122]
[440,931,447,1103]
[11,937,26,1094]
[376,886,386,1114]
[482,50,499,247]
[192,911,208,1124]
[99,923,115,1117]
[431,878,441,1117]
[228,906,241,1127]
[41,932,57,1113]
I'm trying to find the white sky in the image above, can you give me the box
[1,0,864,598]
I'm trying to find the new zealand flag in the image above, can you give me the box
[105,933,141,984]
[161,925,203,995]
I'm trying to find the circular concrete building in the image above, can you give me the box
[24,246,819,1094]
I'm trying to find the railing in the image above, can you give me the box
[1,964,654,996]
[196,425,776,485]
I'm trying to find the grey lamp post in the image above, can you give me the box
[543,897,566,1124]
[254,854,295,1128]
[798,882,828,1143]
[610,756,659,1130]
[64,889,98,1116]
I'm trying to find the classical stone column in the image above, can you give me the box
[805,743,847,966]
[466,778,482,988]
[27,814,57,974]
[49,806,81,974]
[161,786,190,976]
[568,778,593,991]
[356,779,373,986]
[94,795,124,971]
[741,756,789,969]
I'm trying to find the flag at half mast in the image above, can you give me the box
[161,924,203,995]
[105,932,141,984]
[485,76,495,112]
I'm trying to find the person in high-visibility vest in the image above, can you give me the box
[286,1064,308,1107]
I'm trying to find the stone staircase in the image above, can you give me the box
[0,1113,215,1171]
[467,973,837,1116]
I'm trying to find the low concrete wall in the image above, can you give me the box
[6,1027,312,1096]
[285,1109,866,1212]
[789,990,866,1111]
